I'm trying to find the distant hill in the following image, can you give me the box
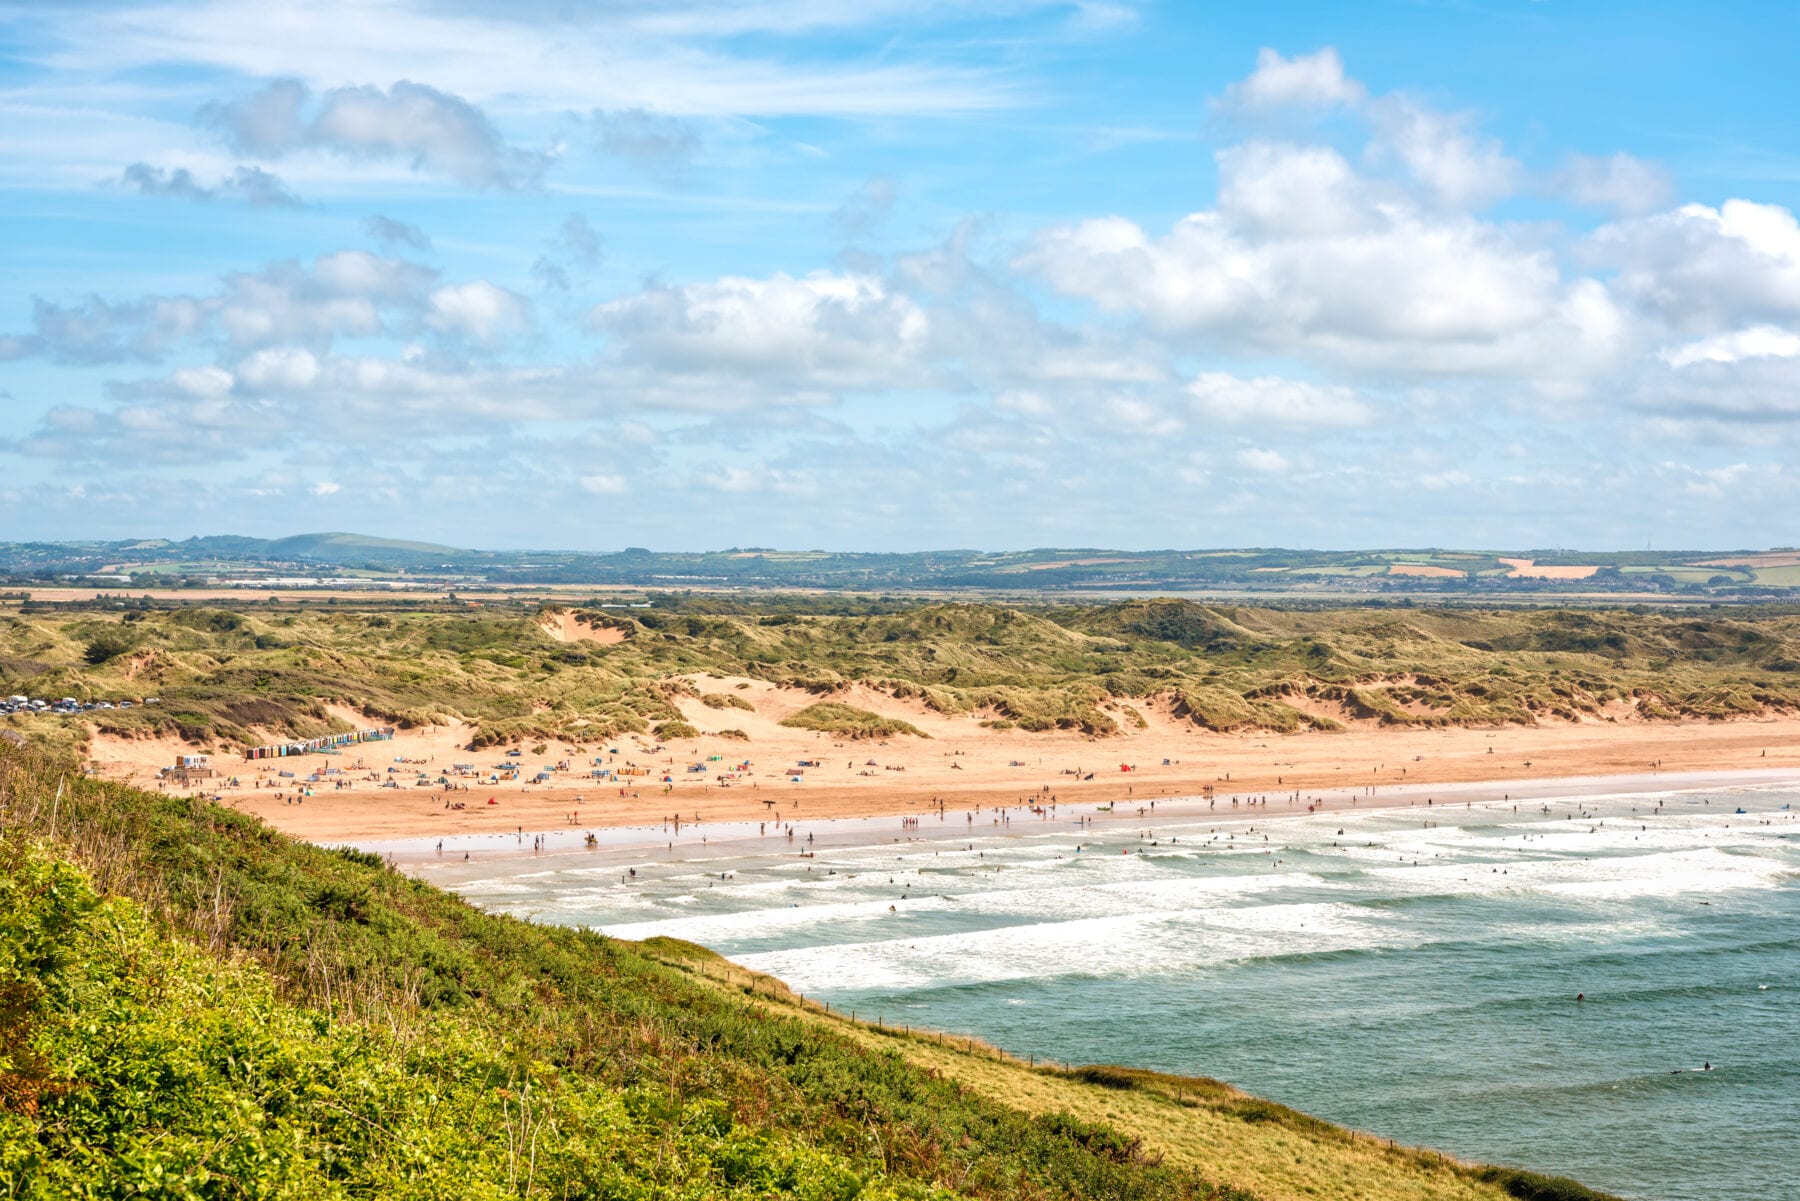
[1,534,1796,598]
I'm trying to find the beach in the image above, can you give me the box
[83,673,1800,845]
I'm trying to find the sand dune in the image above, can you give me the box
[537,610,627,644]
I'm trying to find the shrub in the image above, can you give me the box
[778,702,926,740]
[82,631,137,665]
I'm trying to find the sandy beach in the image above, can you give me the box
[79,673,1800,845]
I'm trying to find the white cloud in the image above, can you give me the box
[426,281,531,342]
[1101,394,1179,435]
[309,480,340,495]
[204,79,551,188]
[1235,447,1290,473]
[5,295,207,365]
[1369,97,1519,209]
[1188,372,1372,427]
[169,365,236,398]
[1555,152,1672,216]
[705,465,814,494]
[1217,47,1364,112]
[57,0,1025,118]
[1017,140,1622,379]
[578,474,629,495]
[591,270,929,388]
[1216,141,1371,237]
[214,253,432,350]
[235,346,321,391]
[0,249,549,373]
[1660,325,1800,368]
[1590,199,1800,330]
[1632,345,1800,423]
[118,161,302,207]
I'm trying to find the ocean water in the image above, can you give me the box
[413,783,1800,1201]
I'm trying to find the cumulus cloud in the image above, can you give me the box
[426,281,532,342]
[234,346,323,392]
[1017,139,1623,379]
[1216,47,1364,112]
[1660,325,1800,368]
[118,162,301,207]
[213,252,439,350]
[1588,199,1800,330]
[0,249,546,374]
[3,295,206,366]
[590,270,930,389]
[1214,141,1370,237]
[203,79,550,188]
[1368,98,1520,209]
[1555,152,1673,216]
[1633,352,1800,423]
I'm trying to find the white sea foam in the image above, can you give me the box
[443,792,1800,998]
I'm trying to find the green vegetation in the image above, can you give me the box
[0,748,1619,1199]
[5,599,1800,755]
[780,702,928,740]
[7,534,1800,597]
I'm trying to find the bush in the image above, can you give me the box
[1475,1167,1621,1201]
[82,631,137,665]
[778,702,926,740]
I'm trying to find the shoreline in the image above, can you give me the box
[91,706,1800,851]
[366,765,1800,867]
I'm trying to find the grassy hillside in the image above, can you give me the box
[3,599,1800,755]
[0,748,1617,1200]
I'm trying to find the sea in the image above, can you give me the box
[392,775,1800,1201]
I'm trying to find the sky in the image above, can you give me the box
[1,1,1797,552]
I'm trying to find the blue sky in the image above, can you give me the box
[2,0,1797,551]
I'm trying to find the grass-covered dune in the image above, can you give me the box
[4,598,1799,754]
[0,748,1617,1200]
[781,701,930,739]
